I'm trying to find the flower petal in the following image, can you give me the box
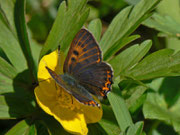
[35,86,88,135]
[38,50,63,80]
[80,97,103,124]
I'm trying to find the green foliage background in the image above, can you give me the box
[0,0,180,134]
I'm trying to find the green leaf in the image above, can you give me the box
[88,123,107,135]
[127,49,180,80]
[143,13,180,38]
[100,6,132,54]
[108,81,133,132]
[100,0,161,57]
[125,85,147,109]
[14,0,37,82]
[0,94,35,119]
[40,0,89,58]
[0,19,27,72]
[0,57,17,79]
[0,0,17,36]
[39,112,70,135]
[143,76,180,133]
[170,98,180,133]
[88,18,102,42]
[99,119,120,135]
[143,93,180,133]
[126,121,144,135]
[128,94,147,114]
[125,0,141,5]
[0,74,14,94]
[104,35,140,61]
[26,124,36,135]
[109,40,152,77]
[5,120,30,135]
[99,105,121,135]
[34,120,49,135]
[119,79,147,113]
[30,40,42,68]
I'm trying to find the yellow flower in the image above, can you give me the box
[34,50,103,135]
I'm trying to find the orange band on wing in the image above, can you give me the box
[101,70,112,96]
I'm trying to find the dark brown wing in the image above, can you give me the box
[63,28,102,74]
[76,62,113,98]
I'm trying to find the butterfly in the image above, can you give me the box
[46,28,113,108]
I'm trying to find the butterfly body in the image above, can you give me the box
[46,28,113,107]
[46,67,99,107]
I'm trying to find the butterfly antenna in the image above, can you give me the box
[58,45,61,58]
[58,45,61,51]
[57,45,61,68]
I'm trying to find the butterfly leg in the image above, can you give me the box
[71,95,73,104]
[54,81,58,90]
[55,82,62,96]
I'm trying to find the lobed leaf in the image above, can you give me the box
[108,82,133,132]
[5,120,37,135]
[88,18,102,42]
[0,93,35,119]
[119,79,147,113]
[0,57,17,79]
[104,35,140,61]
[40,0,89,59]
[0,74,14,94]
[14,0,37,82]
[143,13,180,38]
[109,40,152,77]
[143,93,180,133]
[100,0,161,59]
[127,49,180,80]
[0,19,27,72]
[99,105,121,135]
[126,121,144,135]
[5,120,30,135]
[0,0,17,36]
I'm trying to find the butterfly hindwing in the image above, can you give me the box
[76,62,113,98]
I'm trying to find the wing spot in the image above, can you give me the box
[73,50,79,56]
[71,57,76,62]
[101,70,113,96]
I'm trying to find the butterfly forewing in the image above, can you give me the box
[63,28,102,74]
